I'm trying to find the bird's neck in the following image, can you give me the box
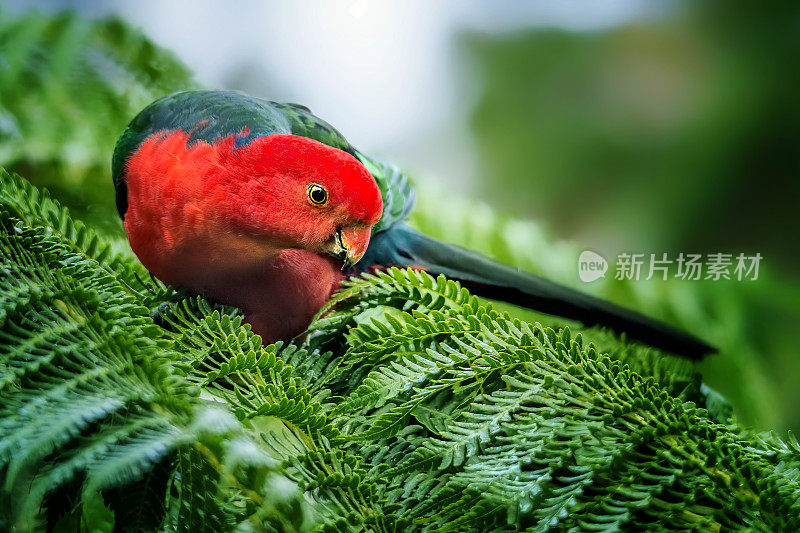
[194,249,346,342]
[138,236,345,341]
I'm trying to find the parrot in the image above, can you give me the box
[112,90,715,359]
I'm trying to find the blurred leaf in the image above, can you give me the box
[0,7,196,233]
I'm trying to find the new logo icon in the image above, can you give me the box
[578,250,608,282]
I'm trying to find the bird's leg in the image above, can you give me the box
[149,301,172,328]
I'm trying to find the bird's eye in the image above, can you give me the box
[307,183,328,205]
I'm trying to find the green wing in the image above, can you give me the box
[113,90,415,233]
[353,154,415,234]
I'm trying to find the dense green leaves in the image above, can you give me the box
[3,167,799,530]
[296,270,800,531]
[0,169,309,531]
[6,167,799,531]
[0,7,195,231]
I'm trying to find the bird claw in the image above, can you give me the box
[150,302,171,327]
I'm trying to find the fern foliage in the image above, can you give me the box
[0,169,309,532]
[298,269,800,531]
[6,167,799,531]
[407,181,796,432]
[5,147,800,532]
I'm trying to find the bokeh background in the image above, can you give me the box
[2,0,798,432]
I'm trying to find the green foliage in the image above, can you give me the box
[4,168,799,530]
[407,179,798,433]
[298,269,800,531]
[0,169,310,531]
[0,7,195,232]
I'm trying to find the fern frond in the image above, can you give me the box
[311,269,484,348]
[0,168,174,306]
[0,172,308,531]
[307,268,800,532]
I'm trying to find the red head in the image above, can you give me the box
[124,131,383,286]
[212,134,382,265]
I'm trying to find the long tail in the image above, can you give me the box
[356,224,716,360]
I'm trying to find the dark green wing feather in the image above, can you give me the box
[112,90,415,234]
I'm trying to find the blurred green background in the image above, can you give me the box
[1,1,798,433]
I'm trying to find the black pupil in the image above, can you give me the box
[310,186,326,204]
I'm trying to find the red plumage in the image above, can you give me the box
[124,130,382,341]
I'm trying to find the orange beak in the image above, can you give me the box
[335,225,372,268]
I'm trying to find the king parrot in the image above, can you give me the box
[113,90,715,359]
